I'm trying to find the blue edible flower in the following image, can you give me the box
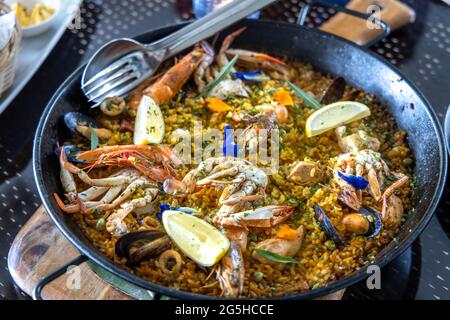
[233,70,269,81]
[157,204,200,220]
[336,170,369,190]
[222,125,239,157]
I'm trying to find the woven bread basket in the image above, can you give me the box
[0,2,21,98]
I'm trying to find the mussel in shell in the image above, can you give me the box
[55,145,85,164]
[313,204,345,246]
[314,204,382,245]
[63,112,112,141]
[115,230,170,266]
[320,77,346,105]
[342,206,382,239]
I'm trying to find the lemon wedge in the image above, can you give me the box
[305,101,371,137]
[133,95,165,145]
[162,210,230,267]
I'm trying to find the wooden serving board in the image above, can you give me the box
[8,206,132,300]
[8,206,345,300]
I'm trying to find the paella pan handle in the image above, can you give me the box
[297,0,408,48]
[32,255,88,300]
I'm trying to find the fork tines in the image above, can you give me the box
[82,51,145,106]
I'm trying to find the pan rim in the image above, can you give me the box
[33,19,448,300]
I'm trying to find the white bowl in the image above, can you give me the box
[5,0,61,38]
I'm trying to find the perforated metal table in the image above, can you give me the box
[0,0,449,300]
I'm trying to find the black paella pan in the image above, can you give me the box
[33,10,447,299]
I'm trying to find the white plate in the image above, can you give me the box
[5,0,62,37]
[0,0,82,114]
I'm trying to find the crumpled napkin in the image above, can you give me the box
[0,11,16,52]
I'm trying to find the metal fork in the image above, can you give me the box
[81,0,277,107]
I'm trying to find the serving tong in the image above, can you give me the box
[81,0,277,107]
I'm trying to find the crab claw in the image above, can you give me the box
[337,189,361,211]
[218,205,294,229]
[226,49,287,66]
[53,193,79,213]
[225,49,290,77]
[254,52,288,66]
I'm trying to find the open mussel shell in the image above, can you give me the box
[313,204,345,246]
[320,77,346,105]
[55,145,85,164]
[63,111,104,140]
[358,206,382,239]
[115,230,170,266]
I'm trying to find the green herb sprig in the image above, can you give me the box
[287,81,321,110]
[253,248,299,264]
[89,126,99,150]
[199,54,239,97]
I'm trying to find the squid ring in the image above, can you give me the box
[159,250,183,276]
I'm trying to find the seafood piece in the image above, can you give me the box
[225,49,290,79]
[77,186,110,202]
[159,250,183,276]
[379,173,408,230]
[234,104,287,163]
[334,150,391,202]
[54,173,151,214]
[252,226,304,266]
[55,145,85,164]
[58,148,77,203]
[208,79,249,99]
[129,47,204,110]
[172,157,268,202]
[232,103,286,158]
[222,228,248,253]
[60,155,141,187]
[58,182,124,213]
[315,203,382,240]
[382,173,409,200]
[341,206,382,238]
[288,161,322,185]
[211,28,249,98]
[120,119,133,132]
[381,194,404,231]
[106,187,159,236]
[100,96,126,117]
[337,189,361,212]
[64,112,112,140]
[335,151,409,222]
[313,204,345,245]
[216,240,244,297]
[173,157,271,297]
[320,77,346,105]
[336,126,381,153]
[342,213,368,234]
[215,27,245,72]
[55,151,157,216]
[115,231,170,266]
[215,205,293,229]
[194,41,215,92]
[235,104,287,131]
[56,149,143,213]
[76,144,181,183]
